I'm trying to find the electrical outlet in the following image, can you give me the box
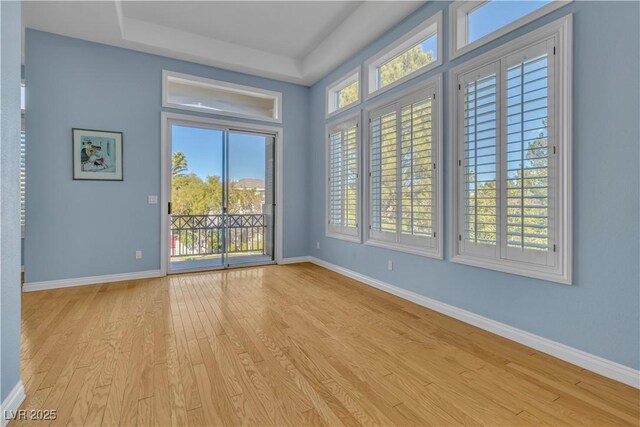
[148,195,158,204]
[136,250,143,259]
[387,260,393,271]
[316,241,320,249]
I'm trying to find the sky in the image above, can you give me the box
[419,32,438,58]
[172,125,267,181]
[468,1,551,42]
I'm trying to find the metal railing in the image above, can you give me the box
[170,214,266,258]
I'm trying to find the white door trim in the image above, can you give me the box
[160,112,284,275]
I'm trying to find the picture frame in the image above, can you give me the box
[72,128,123,181]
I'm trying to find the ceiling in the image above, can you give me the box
[22,1,426,86]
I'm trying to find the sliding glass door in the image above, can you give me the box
[168,122,275,273]
[226,131,275,267]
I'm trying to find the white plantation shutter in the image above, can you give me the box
[457,42,556,265]
[327,117,359,239]
[20,130,26,230]
[329,131,343,225]
[368,80,441,254]
[452,17,571,283]
[399,94,437,249]
[460,63,500,258]
[503,40,556,266]
[370,106,398,241]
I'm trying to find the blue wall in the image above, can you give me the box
[308,1,640,370]
[1,0,23,402]
[24,30,309,283]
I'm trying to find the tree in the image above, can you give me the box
[379,46,434,87]
[228,183,263,214]
[172,173,213,215]
[172,151,188,176]
[170,152,267,257]
[338,81,359,109]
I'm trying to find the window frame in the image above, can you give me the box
[326,67,361,119]
[364,11,442,100]
[449,0,571,60]
[162,70,283,123]
[363,75,443,259]
[325,112,362,243]
[450,15,572,284]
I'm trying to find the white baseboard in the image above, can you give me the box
[306,256,640,389]
[22,269,164,292]
[1,381,25,427]
[278,256,312,265]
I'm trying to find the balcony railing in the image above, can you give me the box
[170,214,266,258]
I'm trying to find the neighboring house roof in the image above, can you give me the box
[235,178,265,190]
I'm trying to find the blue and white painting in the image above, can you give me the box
[80,136,116,172]
[73,129,123,180]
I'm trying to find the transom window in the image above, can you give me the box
[377,34,437,89]
[326,68,360,117]
[326,115,360,241]
[365,11,442,98]
[366,76,442,258]
[451,16,572,283]
[450,1,571,59]
[163,70,282,123]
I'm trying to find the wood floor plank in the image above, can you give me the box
[169,285,202,412]
[137,397,154,427]
[82,384,110,427]
[164,328,189,426]
[11,263,638,427]
[186,407,205,427]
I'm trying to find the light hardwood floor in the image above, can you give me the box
[13,263,639,426]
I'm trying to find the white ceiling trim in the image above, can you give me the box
[119,16,304,82]
[25,1,426,86]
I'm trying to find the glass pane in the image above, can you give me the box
[170,125,224,272]
[336,80,359,110]
[378,33,437,89]
[226,132,275,266]
[468,1,552,43]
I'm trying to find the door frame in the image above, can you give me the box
[160,111,284,275]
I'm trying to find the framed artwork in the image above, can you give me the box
[72,128,123,181]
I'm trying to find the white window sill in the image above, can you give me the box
[326,231,361,244]
[450,253,571,285]
[326,100,361,120]
[365,238,442,260]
